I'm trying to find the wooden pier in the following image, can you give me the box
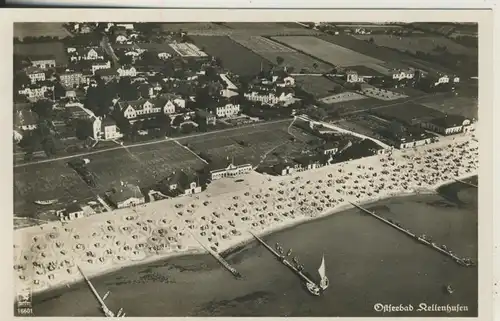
[454,179,478,188]
[348,202,474,267]
[189,232,241,278]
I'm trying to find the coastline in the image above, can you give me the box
[14,134,478,299]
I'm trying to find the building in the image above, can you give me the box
[117,95,186,121]
[420,114,472,135]
[195,109,216,126]
[14,108,38,131]
[106,183,145,209]
[59,204,85,222]
[60,72,84,88]
[345,65,385,83]
[384,122,434,149]
[319,141,339,155]
[209,101,240,118]
[272,160,301,176]
[207,158,253,181]
[91,61,112,75]
[117,66,137,77]
[161,170,202,196]
[158,52,172,60]
[29,55,56,69]
[25,67,46,84]
[116,23,134,30]
[244,90,297,107]
[95,68,119,81]
[18,84,54,100]
[93,116,123,140]
[116,34,129,43]
[390,68,416,81]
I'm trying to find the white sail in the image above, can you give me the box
[318,255,326,280]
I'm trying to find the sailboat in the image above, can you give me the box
[306,255,329,296]
[34,199,58,205]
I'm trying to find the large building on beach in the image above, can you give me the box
[106,183,145,209]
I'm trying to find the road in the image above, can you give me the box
[14,119,291,168]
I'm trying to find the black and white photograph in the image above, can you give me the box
[8,11,490,318]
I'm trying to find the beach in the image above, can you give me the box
[13,133,478,300]
[30,182,477,317]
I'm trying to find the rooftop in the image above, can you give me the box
[107,184,143,204]
[428,114,469,128]
[347,65,386,77]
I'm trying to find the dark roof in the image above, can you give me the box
[66,203,83,214]
[208,156,250,171]
[107,184,143,204]
[347,65,386,77]
[322,141,340,150]
[429,114,468,128]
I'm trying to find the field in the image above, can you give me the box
[181,120,319,167]
[320,92,368,105]
[353,35,477,57]
[230,35,333,73]
[372,102,446,124]
[272,36,384,67]
[14,23,71,40]
[417,95,478,119]
[169,43,208,57]
[191,36,273,76]
[14,141,206,219]
[294,76,340,98]
[14,42,68,66]
[326,97,383,116]
[360,85,408,101]
[317,35,456,75]
[160,23,230,33]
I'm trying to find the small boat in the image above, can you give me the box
[446,285,454,294]
[306,255,329,296]
[34,199,58,205]
[287,249,293,257]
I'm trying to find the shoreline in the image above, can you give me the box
[30,173,476,301]
[14,134,478,299]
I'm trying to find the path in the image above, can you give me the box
[14,119,291,168]
[173,140,208,164]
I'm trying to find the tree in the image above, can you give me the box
[75,119,94,140]
[312,62,318,71]
[276,56,284,66]
[31,100,53,120]
[172,115,184,127]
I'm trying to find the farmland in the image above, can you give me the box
[14,23,71,40]
[294,75,341,98]
[353,35,477,57]
[418,95,478,119]
[230,35,333,73]
[191,36,273,76]
[14,42,68,66]
[14,141,206,218]
[271,36,384,67]
[181,120,320,167]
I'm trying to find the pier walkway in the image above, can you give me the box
[348,202,475,267]
[454,179,478,188]
[189,232,241,279]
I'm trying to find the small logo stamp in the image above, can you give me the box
[16,287,33,316]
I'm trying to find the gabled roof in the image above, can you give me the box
[107,184,143,204]
[65,203,84,214]
[429,114,468,128]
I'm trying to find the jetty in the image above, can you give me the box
[189,232,241,278]
[248,231,316,285]
[454,178,478,188]
[348,202,475,267]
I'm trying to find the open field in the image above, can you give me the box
[353,35,477,57]
[418,95,478,119]
[372,102,445,125]
[14,161,95,218]
[160,23,230,33]
[191,36,273,76]
[230,35,333,73]
[360,85,408,101]
[181,120,318,167]
[294,75,340,98]
[14,42,68,66]
[14,23,71,40]
[272,36,384,67]
[317,35,457,75]
[14,141,206,219]
[320,92,368,104]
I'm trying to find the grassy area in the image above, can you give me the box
[14,41,68,66]
[14,23,70,40]
[353,34,477,57]
[294,76,340,98]
[418,95,478,119]
[272,36,384,67]
[191,36,273,76]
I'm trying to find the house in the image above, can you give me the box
[158,52,172,60]
[210,102,240,118]
[106,183,145,209]
[117,66,137,77]
[207,158,253,181]
[195,108,216,126]
[91,61,112,75]
[117,95,186,121]
[390,68,416,81]
[14,108,38,131]
[220,74,238,90]
[70,48,105,62]
[277,76,296,87]
[93,116,123,140]
[115,34,129,43]
[18,84,54,100]
[420,114,471,135]
[319,141,340,155]
[59,204,85,222]
[95,68,119,81]
[116,23,134,30]
[161,170,202,196]
[29,55,56,69]
[272,160,301,176]
[345,65,385,83]
[59,72,84,88]
[384,122,434,149]
[244,89,297,107]
[25,67,46,84]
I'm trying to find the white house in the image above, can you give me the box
[116,23,134,30]
[391,68,415,81]
[93,116,123,140]
[118,96,186,121]
[277,76,296,87]
[421,115,471,135]
[116,35,129,43]
[30,56,56,69]
[117,66,137,77]
[18,85,54,100]
[212,103,240,118]
[244,91,296,106]
[106,183,145,209]
[91,61,112,75]
[26,68,46,84]
[158,52,172,60]
[208,159,253,181]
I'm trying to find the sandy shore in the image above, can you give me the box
[13,133,478,296]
